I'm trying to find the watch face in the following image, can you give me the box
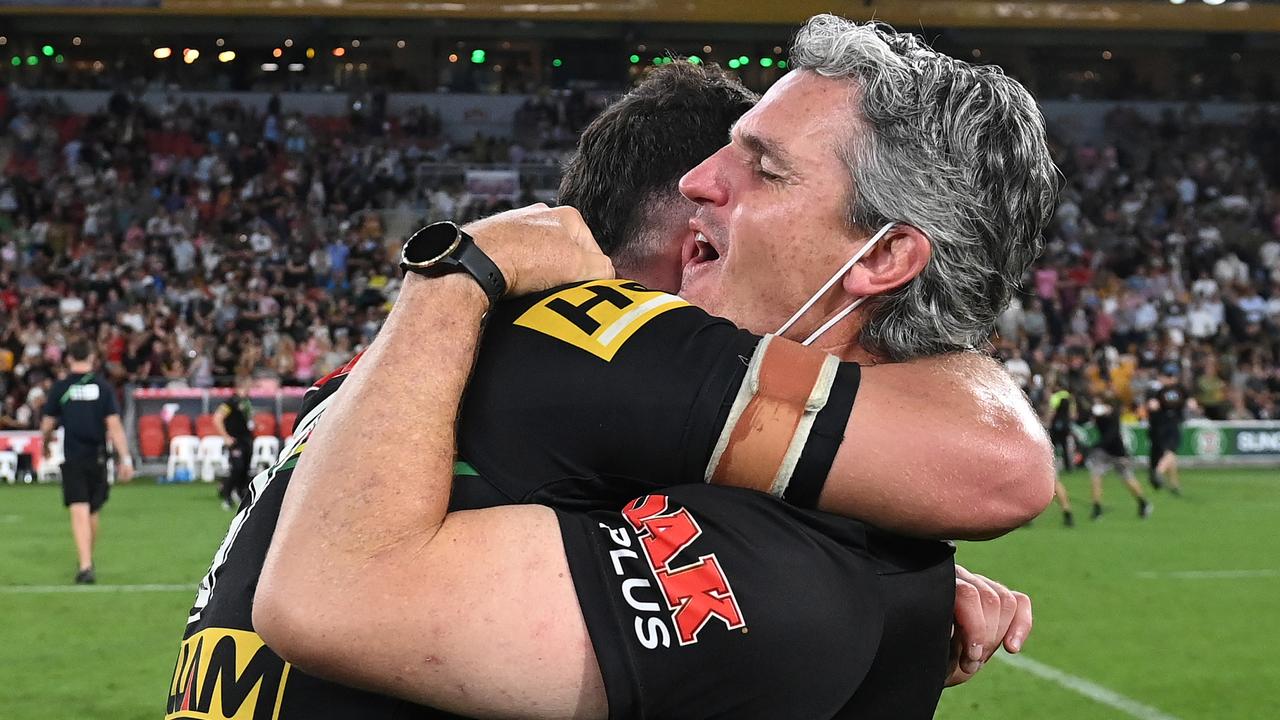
[402,223,462,267]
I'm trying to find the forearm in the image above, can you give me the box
[40,416,56,446]
[818,354,1055,540]
[106,418,131,462]
[260,273,486,628]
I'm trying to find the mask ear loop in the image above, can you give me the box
[775,222,897,345]
[800,295,868,346]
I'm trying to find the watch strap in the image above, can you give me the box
[451,232,507,307]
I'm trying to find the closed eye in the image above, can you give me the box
[755,164,784,183]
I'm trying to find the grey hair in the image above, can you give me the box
[791,15,1060,360]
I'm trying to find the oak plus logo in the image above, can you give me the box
[601,495,746,648]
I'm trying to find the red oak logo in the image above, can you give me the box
[621,495,746,645]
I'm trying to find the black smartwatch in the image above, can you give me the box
[399,221,507,307]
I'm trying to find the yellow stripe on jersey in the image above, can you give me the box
[166,628,291,720]
[513,280,689,361]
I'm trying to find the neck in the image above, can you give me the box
[815,340,881,365]
[790,308,881,364]
[69,362,92,373]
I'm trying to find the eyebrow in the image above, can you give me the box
[731,126,796,174]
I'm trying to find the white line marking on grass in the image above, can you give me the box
[1136,569,1280,580]
[0,514,21,522]
[0,583,192,594]
[996,653,1182,720]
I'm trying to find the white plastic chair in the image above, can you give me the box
[197,436,230,483]
[0,451,18,484]
[251,436,280,475]
[38,428,65,483]
[167,435,201,482]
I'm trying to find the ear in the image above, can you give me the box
[841,225,931,297]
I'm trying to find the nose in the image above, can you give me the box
[678,145,730,208]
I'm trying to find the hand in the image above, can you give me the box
[116,460,135,483]
[945,564,1033,687]
[223,435,236,446]
[464,204,614,297]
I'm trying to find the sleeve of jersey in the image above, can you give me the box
[457,280,859,510]
[701,334,860,510]
[101,381,121,417]
[42,384,61,418]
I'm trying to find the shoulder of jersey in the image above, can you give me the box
[496,278,714,362]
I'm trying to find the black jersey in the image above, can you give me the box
[1089,399,1127,457]
[42,371,119,461]
[171,280,951,720]
[215,395,254,442]
[1148,383,1187,432]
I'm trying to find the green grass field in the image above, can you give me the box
[1,468,1277,719]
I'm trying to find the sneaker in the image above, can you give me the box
[74,567,96,585]
[1150,473,1165,491]
[1170,486,1183,497]
[1090,504,1104,521]
[1139,499,1153,519]
[1063,511,1075,528]
[221,499,233,511]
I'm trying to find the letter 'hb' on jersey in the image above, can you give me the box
[457,280,861,511]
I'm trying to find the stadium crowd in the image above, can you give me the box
[2,88,1279,435]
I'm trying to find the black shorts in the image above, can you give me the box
[61,459,109,512]
[556,484,955,720]
[1153,427,1181,457]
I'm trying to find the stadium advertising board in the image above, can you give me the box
[464,169,521,201]
[1077,421,1280,465]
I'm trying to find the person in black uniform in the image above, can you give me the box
[174,54,1049,718]
[252,196,1048,718]
[1043,378,1080,526]
[212,375,255,509]
[1146,361,1188,495]
[1085,391,1152,521]
[1045,381,1079,472]
[40,339,134,584]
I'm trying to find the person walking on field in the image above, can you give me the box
[40,339,134,584]
[213,375,256,509]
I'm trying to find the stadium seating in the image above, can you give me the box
[38,428,65,483]
[168,415,193,439]
[166,436,201,482]
[0,451,18,484]
[196,414,218,438]
[251,436,281,475]
[137,415,167,459]
[280,413,299,437]
[196,436,230,482]
[253,412,278,438]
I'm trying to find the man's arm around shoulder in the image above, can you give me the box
[256,207,613,719]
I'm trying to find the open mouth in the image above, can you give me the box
[681,231,722,272]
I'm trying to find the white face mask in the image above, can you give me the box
[775,222,896,346]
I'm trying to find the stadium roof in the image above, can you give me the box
[4,0,1280,32]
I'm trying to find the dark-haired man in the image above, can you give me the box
[40,339,133,583]
[255,16,1060,718]
[212,375,255,509]
[1086,391,1153,521]
[182,48,1049,720]
[1146,361,1188,494]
